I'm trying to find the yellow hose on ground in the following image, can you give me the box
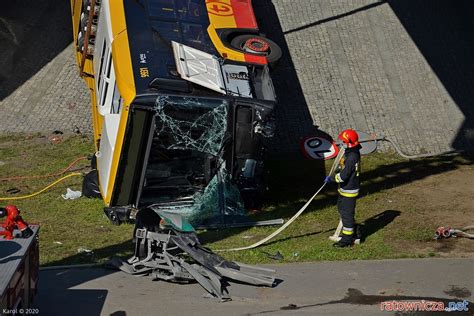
[0,173,82,201]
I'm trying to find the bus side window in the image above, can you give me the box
[99,50,113,115]
[96,39,107,106]
[111,83,122,114]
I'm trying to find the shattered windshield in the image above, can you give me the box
[154,96,228,156]
[140,96,246,225]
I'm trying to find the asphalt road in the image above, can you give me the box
[33,258,473,316]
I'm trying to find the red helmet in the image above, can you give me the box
[338,129,359,148]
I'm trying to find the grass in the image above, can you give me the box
[0,134,471,266]
[0,134,133,266]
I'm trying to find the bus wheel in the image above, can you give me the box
[230,35,282,64]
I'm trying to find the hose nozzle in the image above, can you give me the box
[435,226,453,239]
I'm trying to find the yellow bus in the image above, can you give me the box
[70,0,281,227]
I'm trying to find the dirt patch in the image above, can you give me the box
[385,161,474,257]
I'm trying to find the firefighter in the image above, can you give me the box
[325,129,361,247]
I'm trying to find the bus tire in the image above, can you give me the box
[230,34,282,64]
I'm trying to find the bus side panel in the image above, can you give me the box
[103,0,137,205]
[111,109,153,207]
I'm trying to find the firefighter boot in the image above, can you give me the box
[333,233,354,248]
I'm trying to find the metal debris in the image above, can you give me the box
[108,212,275,301]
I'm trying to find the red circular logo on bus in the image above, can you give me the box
[206,1,234,16]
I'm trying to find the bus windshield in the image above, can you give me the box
[139,96,245,224]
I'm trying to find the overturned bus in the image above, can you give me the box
[70,0,281,227]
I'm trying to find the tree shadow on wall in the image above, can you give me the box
[0,0,73,100]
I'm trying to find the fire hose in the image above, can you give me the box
[0,156,87,181]
[0,173,82,201]
[0,156,87,201]
[215,182,328,252]
[376,135,460,159]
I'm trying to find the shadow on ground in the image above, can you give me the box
[36,240,135,315]
[261,154,473,219]
[201,210,401,247]
[35,268,111,316]
[0,0,72,100]
[359,210,400,243]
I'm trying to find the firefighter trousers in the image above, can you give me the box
[337,195,357,234]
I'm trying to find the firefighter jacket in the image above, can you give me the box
[334,146,361,197]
